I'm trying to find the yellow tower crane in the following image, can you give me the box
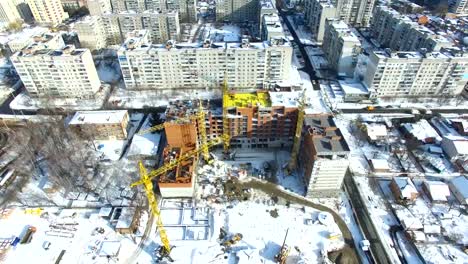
[222,73,230,153]
[287,91,306,173]
[130,135,228,260]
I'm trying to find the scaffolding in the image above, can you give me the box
[224,91,271,108]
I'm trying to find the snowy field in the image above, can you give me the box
[0,208,149,264]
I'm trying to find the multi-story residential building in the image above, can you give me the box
[216,0,258,22]
[261,13,285,41]
[74,16,108,50]
[11,35,101,98]
[61,0,87,11]
[102,10,180,44]
[300,115,350,198]
[259,0,277,32]
[12,0,35,23]
[101,15,121,45]
[449,0,468,16]
[363,49,468,98]
[26,0,69,26]
[110,0,196,22]
[335,0,376,27]
[322,19,361,77]
[304,0,337,42]
[370,5,453,52]
[0,0,22,24]
[87,0,113,16]
[69,110,130,140]
[117,30,292,90]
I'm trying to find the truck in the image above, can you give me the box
[20,226,36,244]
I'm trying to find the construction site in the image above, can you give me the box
[0,77,362,264]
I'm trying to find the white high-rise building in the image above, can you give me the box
[322,19,361,77]
[0,0,22,23]
[304,0,337,42]
[87,0,112,16]
[449,0,468,16]
[110,0,196,22]
[216,0,258,22]
[11,34,101,98]
[370,5,453,52]
[74,16,107,50]
[117,30,292,90]
[335,0,376,27]
[363,49,468,98]
[26,0,69,26]
[102,10,180,44]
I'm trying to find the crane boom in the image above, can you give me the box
[197,100,210,162]
[131,136,227,187]
[137,161,171,253]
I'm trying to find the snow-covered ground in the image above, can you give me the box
[0,208,150,264]
[108,87,221,109]
[286,15,316,46]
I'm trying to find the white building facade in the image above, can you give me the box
[74,16,108,50]
[11,40,100,98]
[363,49,468,98]
[118,31,292,90]
[322,19,361,77]
[304,0,337,42]
[27,0,69,26]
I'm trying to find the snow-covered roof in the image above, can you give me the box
[69,110,128,125]
[98,241,121,257]
[450,176,468,200]
[392,177,418,199]
[127,132,161,157]
[371,159,390,170]
[366,124,387,140]
[441,136,468,156]
[98,207,113,217]
[423,224,441,234]
[423,181,450,202]
[402,119,441,142]
[339,80,369,95]
[116,207,137,229]
[401,216,423,230]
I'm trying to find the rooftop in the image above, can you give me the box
[69,110,128,125]
[312,135,350,154]
[339,80,369,95]
[224,91,271,108]
[450,176,468,199]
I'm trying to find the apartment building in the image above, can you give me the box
[322,19,361,77]
[11,36,101,98]
[304,0,337,42]
[363,49,468,98]
[216,0,258,22]
[69,110,130,140]
[61,0,87,10]
[74,16,108,50]
[102,10,180,44]
[12,0,35,23]
[118,30,292,90]
[370,5,453,52]
[0,1,22,23]
[110,0,196,22]
[335,0,376,27]
[449,0,468,16]
[261,14,285,41]
[27,0,69,26]
[87,0,113,16]
[259,0,277,32]
[300,115,350,198]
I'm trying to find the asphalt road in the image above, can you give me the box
[344,175,393,264]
